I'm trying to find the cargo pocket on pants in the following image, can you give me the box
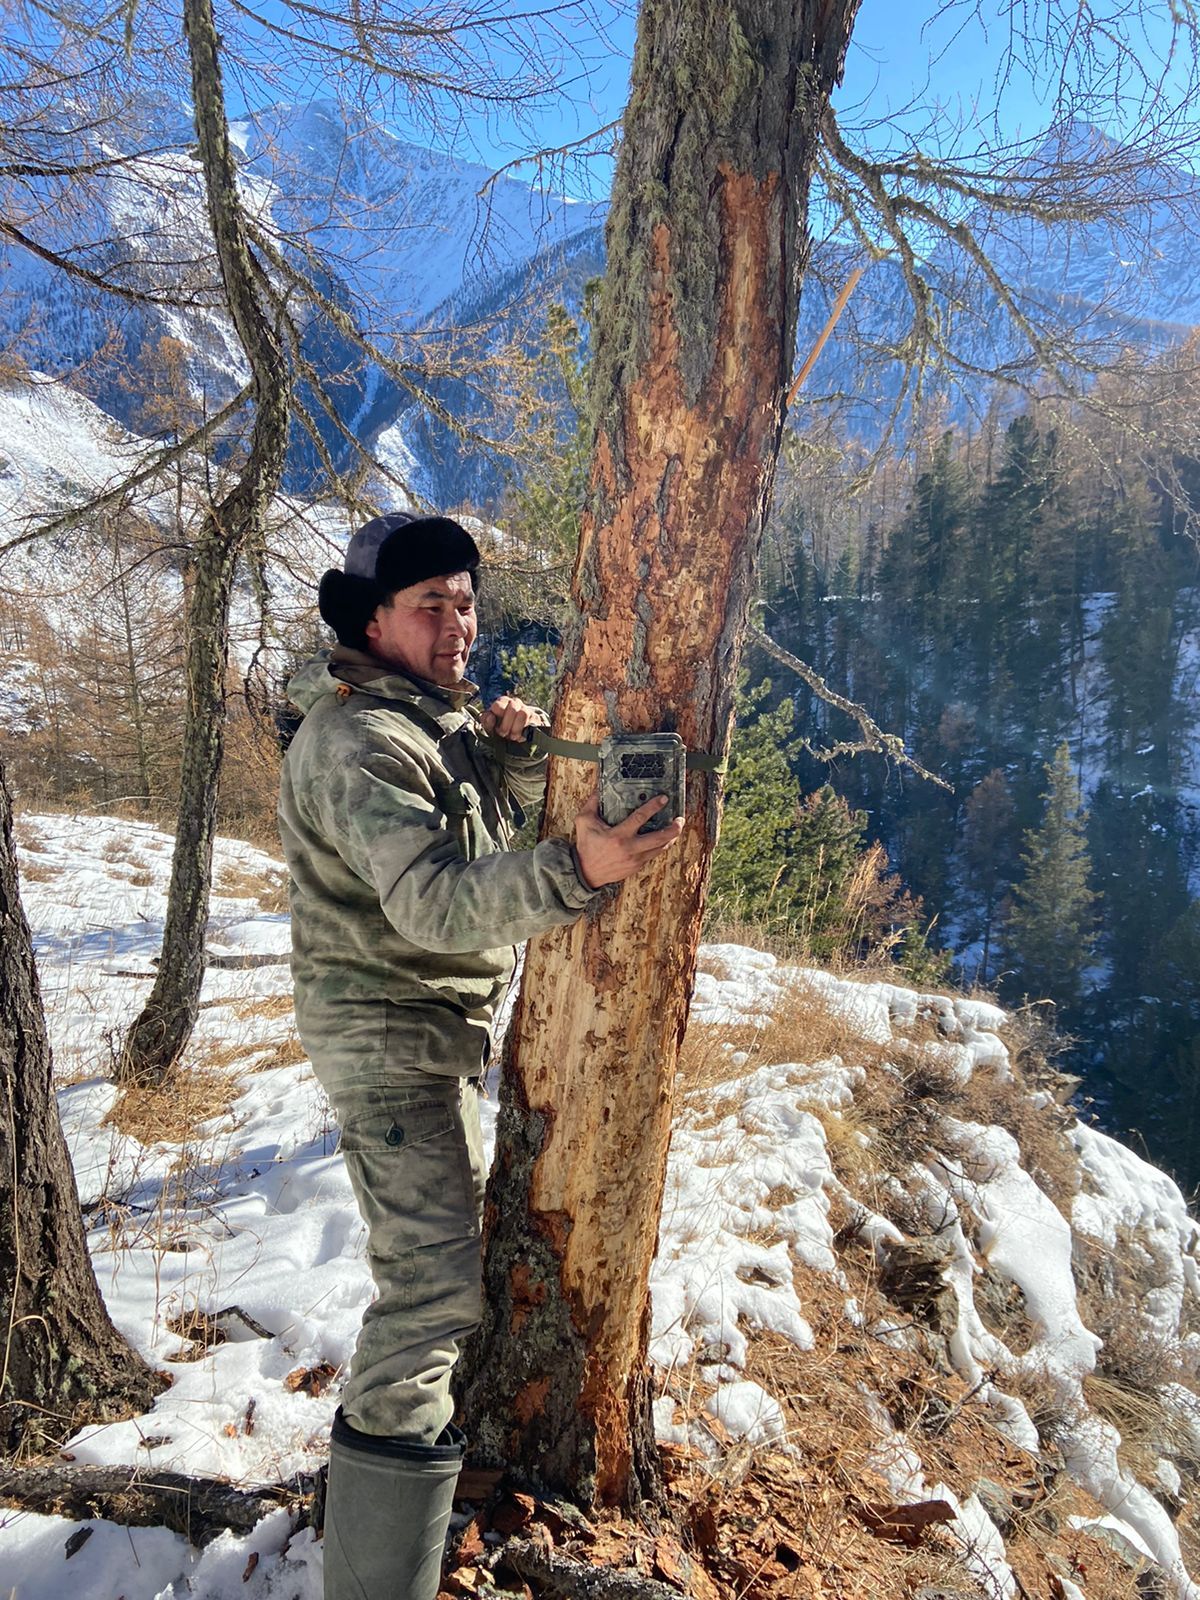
[338,1083,480,1267]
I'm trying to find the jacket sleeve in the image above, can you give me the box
[316,742,597,954]
[480,728,552,817]
[483,732,553,812]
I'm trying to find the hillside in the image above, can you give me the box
[2,813,1198,1599]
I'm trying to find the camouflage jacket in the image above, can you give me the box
[278,646,596,1082]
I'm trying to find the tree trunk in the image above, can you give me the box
[460,0,859,1509]
[120,0,289,1086]
[0,761,167,1454]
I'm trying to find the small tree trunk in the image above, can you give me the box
[0,761,167,1454]
[120,0,289,1087]
[115,544,152,807]
[460,0,859,1509]
[120,531,243,1082]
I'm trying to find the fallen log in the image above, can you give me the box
[0,1463,321,1546]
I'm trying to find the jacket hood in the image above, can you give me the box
[286,656,339,716]
[285,648,480,723]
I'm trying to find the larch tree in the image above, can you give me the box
[0,759,167,1452]
[118,0,291,1086]
[462,0,1200,1511]
[460,0,862,1507]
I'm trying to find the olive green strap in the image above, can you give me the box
[525,729,727,775]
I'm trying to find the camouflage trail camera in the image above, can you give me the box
[598,733,686,833]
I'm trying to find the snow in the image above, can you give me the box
[0,379,158,523]
[4,816,1200,1600]
[703,1382,789,1446]
[942,1117,1102,1387]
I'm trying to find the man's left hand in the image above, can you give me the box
[481,696,547,744]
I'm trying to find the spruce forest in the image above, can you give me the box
[711,394,1200,1190]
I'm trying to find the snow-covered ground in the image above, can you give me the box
[3,814,1200,1599]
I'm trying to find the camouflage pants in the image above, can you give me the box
[331,1070,487,1443]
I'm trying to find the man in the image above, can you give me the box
[278,511,681,1600]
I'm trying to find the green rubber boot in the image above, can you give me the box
[323,1408,463,1600]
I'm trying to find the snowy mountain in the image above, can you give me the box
[2,99,1196,512]
[231,100,605,327]
[3,815,1200,1598]
[0,93,605,505]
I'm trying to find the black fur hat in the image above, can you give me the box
[318,512,481,649]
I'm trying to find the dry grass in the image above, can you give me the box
[105,1068,238,1144]
[14,855,55,882]
[665,954,1175,1593]
[958,1017,1082,1220]
[678,977,892,1100]
[1073,1229,1187,1393]
[250,1034,307,1072]
[973,1261,1038,1356]
[233,994,295,1022]
[215,858,289,914]
[651,1244,1143,1600]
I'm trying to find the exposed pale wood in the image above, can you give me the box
[785,263,865,407]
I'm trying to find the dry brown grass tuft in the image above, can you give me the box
[15,855,55,882]
[1083,1370,1190,1479]
[1073,1228,1187,1394]
[957,1015,1082,1220]
[974,1261,1038,1357]
[215,859,289,914]
[678,976,891,1099]
[251,1035,307,1072]
[106,1069,237,1144]
[233,994,295,1022]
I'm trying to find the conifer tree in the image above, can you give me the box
[709,679,804,924]
[964,768,1016,986]
[1006,742,1097,1012]
[790,785,872,956]
[1099,479,1179,791]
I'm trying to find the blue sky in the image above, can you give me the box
[226,0,1196,197]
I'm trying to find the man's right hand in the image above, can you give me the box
[572,791,685,889]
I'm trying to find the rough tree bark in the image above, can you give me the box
[460,0,860,1508]
[120,0,290,1086]
[0,761,167,1453]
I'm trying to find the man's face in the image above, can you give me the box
[365,570,478,686]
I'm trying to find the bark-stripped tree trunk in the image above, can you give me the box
[460,0,859,1508]
[120,0,289,1086]
[0,761,167,1453]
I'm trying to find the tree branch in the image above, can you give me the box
[750,627,951,791]
[0,219,210,308]
[0,382,254,559]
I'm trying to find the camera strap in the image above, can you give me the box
[524,728,727,775]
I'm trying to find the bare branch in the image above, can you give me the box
[750,626,952,791]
